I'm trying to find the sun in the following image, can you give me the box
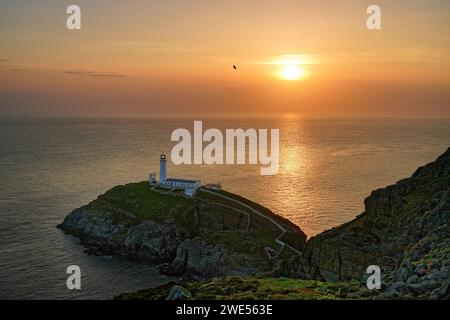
[273,55,311,81]
[280,65,308,81]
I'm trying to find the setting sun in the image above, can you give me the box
[273,56,310,81]
[279,65,309,81]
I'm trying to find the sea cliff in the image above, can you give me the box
[278,147,450,299]
[116,148,450,300]
[58,186,306,278]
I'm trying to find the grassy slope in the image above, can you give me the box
[196,190,304,251]
[86,182,196,227]
[116,276,367,300]
[82,182,303,260]
[212,190,301,232]
[196,190,281,247]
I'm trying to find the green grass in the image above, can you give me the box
[197,190,282,240]
[196,190,255,215]
[203,230,277,254]
[413,243,450,266]
[277,245,299,260]
[87,182,196,226]
[403,190,430,212]
[254,229,280,248]
[207,190,300,231]
[403,176,449,212]
[116,276,366,300]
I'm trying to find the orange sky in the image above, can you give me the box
[0,0,449,117]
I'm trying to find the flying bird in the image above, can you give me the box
[233,65,237,70]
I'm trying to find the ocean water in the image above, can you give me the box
[0,116,449,299]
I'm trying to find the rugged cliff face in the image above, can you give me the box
[59,184,306,279]
[280,148,450,299]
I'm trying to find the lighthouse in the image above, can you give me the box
[152,152,201,197]
[160,153,167,183]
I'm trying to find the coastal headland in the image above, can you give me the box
[60,148,450,300]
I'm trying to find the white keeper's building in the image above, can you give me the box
[149,153,201,197]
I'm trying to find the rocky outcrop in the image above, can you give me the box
[161,237,270,278]
[59,183,305,278]
[61,207,124,241]
[163,239,225,276]
[165,285,192,300]
[123,220,185,262]
[280,148,450,299]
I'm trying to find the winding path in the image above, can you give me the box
[201,189,302,256]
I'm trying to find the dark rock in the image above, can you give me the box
[280,147,450,299]
[407,279,440,298]
[166,285,192,300]
[406,274,418,285]
[124,220,185,262]
[430,283,449,300]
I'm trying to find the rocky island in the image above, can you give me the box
[58,185,306,278]
[60,148,450,300]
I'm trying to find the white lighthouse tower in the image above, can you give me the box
[159,153,167,183]
[153,152,201,197]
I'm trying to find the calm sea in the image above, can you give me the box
[0,116,449,299]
